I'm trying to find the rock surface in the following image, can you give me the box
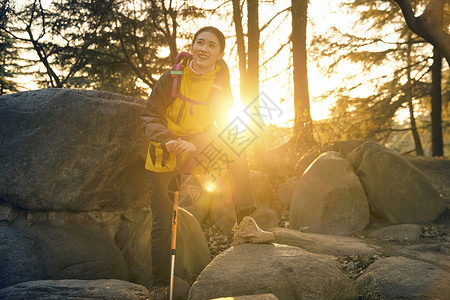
[357,256,450,299]
[175,209,212,283]
[0,89,211,294]
[272,227,381,256]
[212,294,278,300]
[368,223,423,241]
[0,279,150,300]
[0,216,129,289]
[0,205,210,292]
[2,90,449,299]
[289,151,370,235]
[0,89,149,211]
[348,141,445,223]
[276,176,301,208]
[188,243,358,300]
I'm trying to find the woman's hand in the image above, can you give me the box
[165,138,197,155]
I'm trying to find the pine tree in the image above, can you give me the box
[1,0,206,97]
[0,0,20,94]
[310,0,448,155]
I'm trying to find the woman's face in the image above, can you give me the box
[191,31,224,74]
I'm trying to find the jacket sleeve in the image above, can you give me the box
[141,71,179,144]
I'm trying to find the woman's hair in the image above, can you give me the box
[192,26,225,52]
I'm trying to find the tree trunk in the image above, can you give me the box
[406,33,424,156]
[247,0,259,103]
[392,0,450,66]
[247,0,266,152]
[431,47,443,156]
[291,0,314,153]
[232,0,247,103]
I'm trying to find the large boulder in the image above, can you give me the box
[175,208,212,284]
[0,279,150,300]
[276,175,301,208]
[272,227,381,256]
[294,146,321,176]
[321,140,366,158]
[188,243,358,300]
[289,151,370,235]
[368,224,423,241]
[0,89,149,211]
[0,205,210,291]
[0,89,211,292]
[348,141,445,223]
[0,215,130,289]
[357,256,450,299]
[294,140,366,176]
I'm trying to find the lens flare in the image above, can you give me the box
[227,102,251,131]
[204,181,216,193]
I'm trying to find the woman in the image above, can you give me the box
[141,26,274,298]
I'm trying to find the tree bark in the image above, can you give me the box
[431,47,443,156]
[291,0,314,153]
[247,0,259,103]
[232,0,247,103]
[391,0,450,66]
[406,33,424,156]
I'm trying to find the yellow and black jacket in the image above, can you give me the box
[141,54,233,172]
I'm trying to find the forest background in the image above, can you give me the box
[1,0,449,158]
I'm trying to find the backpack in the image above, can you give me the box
[169,51,224,117]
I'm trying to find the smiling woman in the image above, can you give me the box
[141,26,275,299]
[190,28,225,74]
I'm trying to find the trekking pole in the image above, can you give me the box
[169,155,181,300]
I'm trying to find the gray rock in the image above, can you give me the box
[172,275,192,300]
[0,279,150,300]
[113,209,153,287]
[321,140,366,158]
[0,89,149,211]
[0,218,129,289]
[272,227,381,256]
[348,141,445,223]
[0,207,210,290]
[294,147,321,176]
[290,151,370,235]
[276,176,301,207]
[188,243,358,300]
[294,140,366,176]
[212,294,278,300]
[357,256,450,299]
[175,208,212,283]
[394,244,450,272]
[0,203,18,223]
[368,224,423,241]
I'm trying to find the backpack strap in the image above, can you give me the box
[176,74,224,116]
[169,53,226,117]
[177,92,211,115]
[170,62,183,98]
[170,52,192,98]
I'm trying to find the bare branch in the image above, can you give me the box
[391,0,450,65]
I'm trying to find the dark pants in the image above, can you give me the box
[148,138,256,286]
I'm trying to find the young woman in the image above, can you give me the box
[141,26,274,298]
